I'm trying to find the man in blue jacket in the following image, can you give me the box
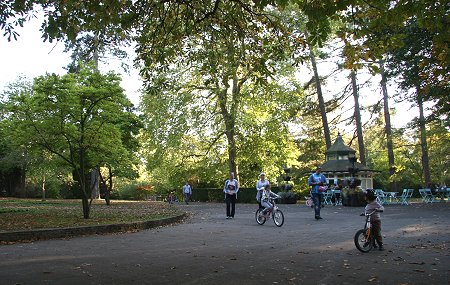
[308,166,327,220]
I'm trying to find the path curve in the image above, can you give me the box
[0,202,448,285]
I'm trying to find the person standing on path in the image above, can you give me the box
[308,166,327,220]
[223,172,239,219]
[182,182,192,205]
[256,172,270,209]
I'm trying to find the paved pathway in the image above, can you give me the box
[0,202,449,285]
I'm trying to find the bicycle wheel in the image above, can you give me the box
[354,229,373,253]
[255,209,266,225]
[272,209,284,227]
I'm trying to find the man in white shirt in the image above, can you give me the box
[182,182,192,205]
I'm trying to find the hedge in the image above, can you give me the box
[191,187,285,204]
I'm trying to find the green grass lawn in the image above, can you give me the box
[0,198,184,232]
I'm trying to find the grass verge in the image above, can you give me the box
[0,198,184,232]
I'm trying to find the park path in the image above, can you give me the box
[0,202,449,285]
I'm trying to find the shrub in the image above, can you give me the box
[114,182,157,200]
[275,191,297,204]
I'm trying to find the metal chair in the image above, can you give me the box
[399,189,414,205]
[323,190,333,205]
[419,188,436,203]
[374,189,386,205]
[424,188,437,203]
[419,189,427,202]
[333,190,342,205]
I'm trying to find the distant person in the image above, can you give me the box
[182,182,192,205]
[167,191,176,204]
[223,172,239,219]
[256,172,270,209]
[308,166,327,220]
[364,189,385,251]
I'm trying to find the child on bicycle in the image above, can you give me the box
[364,189,385,251]
[261,184,279,216]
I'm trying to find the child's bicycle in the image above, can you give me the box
[255,196,284,227]
[304,188,327,208]
[354,209,381,252]
[305,192,313,208]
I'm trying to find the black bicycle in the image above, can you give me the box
[354,209,382,252]
[255,196,284,227]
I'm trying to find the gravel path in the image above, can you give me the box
[0,202,448,285]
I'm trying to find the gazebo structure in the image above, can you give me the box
[320,134,374,190]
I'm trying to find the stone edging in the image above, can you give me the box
[0,213,186,243]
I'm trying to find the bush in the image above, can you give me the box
[114,182,156,200]
[59,181,83,199]
[275,191,297,204]
[191,187,285,204]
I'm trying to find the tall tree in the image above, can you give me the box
[350,70,366,165]
[309,49,331,150]
[138,1,302,176]
[384,19,446,187]
[337,1,449,119]
[3,64,136,218]
[379,62,396,191]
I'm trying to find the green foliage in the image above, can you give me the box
[275,191,298,204]
[113,183,146,201]
[138,3,307,189]
[1,64,140,218]
[1,0,448,202]
[384,19,449,122]
[364,111,449,191]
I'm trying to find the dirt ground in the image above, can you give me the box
[0,201,449,285]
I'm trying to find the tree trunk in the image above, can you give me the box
[417,87,431,187]
[380,63,396,191]
[90,167,99,199]
[93,34,99,70]
[98,166,112,206]
[107,167,112,205]
[350,70,366,165]
[310,51,331,149]
[218,74,238,176]
[41,175,46,201]
[79,127,91,219]
[19,166,26,197]
[82,196,90,219]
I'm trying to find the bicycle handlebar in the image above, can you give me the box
[361,209,380,216]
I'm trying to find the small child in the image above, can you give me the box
[260,184,279,215]
[364,189,385,251]
[167,191,175,204]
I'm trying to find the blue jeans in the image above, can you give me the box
[312,193,322,217]
[184,193,190,204]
